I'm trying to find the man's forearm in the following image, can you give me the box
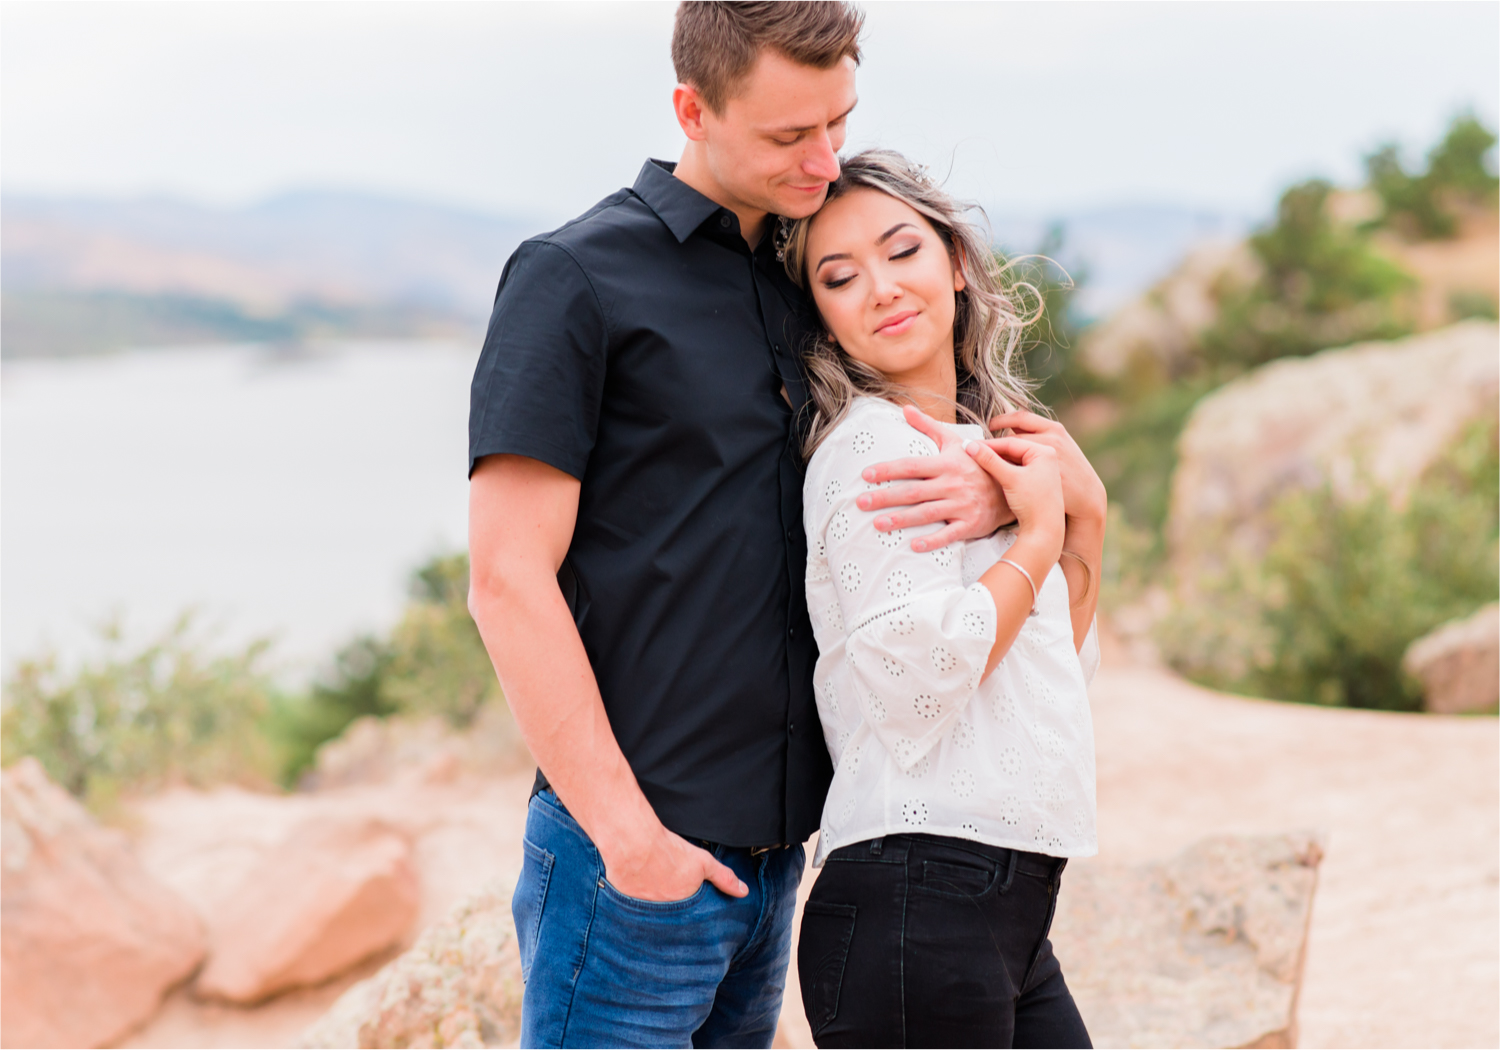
[1061,511,1105,650]
[469,564,659,857]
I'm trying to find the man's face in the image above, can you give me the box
[699,49,857,221]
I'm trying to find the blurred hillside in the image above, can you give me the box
[1,192,541,356]
[1049,114,1500,711]
[1,187,1240,358]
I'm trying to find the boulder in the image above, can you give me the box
[299,877,523,1049]
[1050,833,1324,1049]
[194,812,420,1003]
[1167,321,1499,586]
[1403,603,1500,714]
[1,758,204,1049]
[301,704,527,791]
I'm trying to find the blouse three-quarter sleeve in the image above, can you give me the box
[1079,618,1101,685]
[810,406,998,771]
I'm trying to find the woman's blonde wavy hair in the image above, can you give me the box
[781,148,1046,460]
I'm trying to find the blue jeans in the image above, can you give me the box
[513,789,806,1049]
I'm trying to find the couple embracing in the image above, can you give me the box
[468,4,1105,1048]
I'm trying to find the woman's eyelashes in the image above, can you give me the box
[819,243,924,291]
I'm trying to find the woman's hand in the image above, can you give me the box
[963,437,1065,559]
[988,411,1106,528]
[964,436,1066,676]
[854,404,1015,551]
[986,414,1105,651]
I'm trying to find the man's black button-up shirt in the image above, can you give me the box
[469,159,831,847]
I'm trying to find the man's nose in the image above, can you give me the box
[802,132,840,183]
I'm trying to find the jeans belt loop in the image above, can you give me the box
[869,837,884,857]
[999,848,1019,892]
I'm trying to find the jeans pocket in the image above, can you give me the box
[799,901,857,1037]
[917,858,998,899]
[599,876,711,912]
[514,836,555,983]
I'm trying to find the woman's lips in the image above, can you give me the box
[875,310,918,336]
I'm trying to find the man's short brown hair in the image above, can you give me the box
[672,2,864,113]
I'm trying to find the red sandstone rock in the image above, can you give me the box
[0,758,204,1049]
[194,812,420,1003]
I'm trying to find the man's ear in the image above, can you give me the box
[672,84,710,142]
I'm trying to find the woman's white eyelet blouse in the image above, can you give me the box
[804,397,1099,866]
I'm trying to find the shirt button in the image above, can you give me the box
[719,215,732,228]
[788,722,796,735]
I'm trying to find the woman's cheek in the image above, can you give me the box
[824,299,861,350]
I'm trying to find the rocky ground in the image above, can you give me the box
[1085,634,1499,1049]
[93,629,1497,1050]
[775,631,1499,1050]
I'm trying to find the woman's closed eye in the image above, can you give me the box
[818,240,922,290]
[821,267,858,290]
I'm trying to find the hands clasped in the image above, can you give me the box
[854,404,1105,553]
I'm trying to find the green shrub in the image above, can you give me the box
[1200,179,1414,372]
[1078,380,1214,554]
[262,634,395,786]
[265,552,500,785]
[1161,417,1499,709]
[1366,114,1499,239]
[1098,502,1158,613]
[382,553,500,726]
[1,617,280,809]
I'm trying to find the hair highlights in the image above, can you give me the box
[782,148,1048,459]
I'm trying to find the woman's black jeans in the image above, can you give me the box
[798,834,1091,1049]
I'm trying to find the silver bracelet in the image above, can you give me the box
[997,557,1039,617]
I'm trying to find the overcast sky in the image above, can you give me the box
[4,1,1496,223]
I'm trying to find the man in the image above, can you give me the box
[468,4,1010,1046]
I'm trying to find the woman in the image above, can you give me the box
[783,150,1106,1049]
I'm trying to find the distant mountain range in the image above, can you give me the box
[1,190,1247,357]
[2,191,544,357]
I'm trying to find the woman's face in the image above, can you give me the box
[804,187,965,391]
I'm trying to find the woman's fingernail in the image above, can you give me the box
[963,439,977,453]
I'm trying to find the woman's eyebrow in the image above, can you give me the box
[876,222,915,245]
[816,223,918,271]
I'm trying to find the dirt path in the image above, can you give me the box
[116,655,1496,1048]
[1084,647,1498,1048]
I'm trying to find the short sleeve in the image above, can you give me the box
[468,240,609,478]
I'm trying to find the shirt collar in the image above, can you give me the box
[633,159,730,243]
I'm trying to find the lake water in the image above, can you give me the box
[2,342,479,678]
